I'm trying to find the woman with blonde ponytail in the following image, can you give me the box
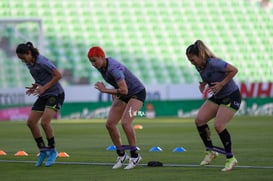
[186,40,241,171]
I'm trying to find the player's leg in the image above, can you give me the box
[43,93,65,167]
[196,100,219,165]
[27,111,44,147]
[40,108,57,147]
[28,111,48,167]
[39,107,58,167]
[27,97,47,167]
[106,99,128,169]
[216,90,241,171]
[121,98,143,146]
[121,98,143,169]
[106,98,126,148]
[27,111,48,167]
[196,100,218,148]
[215,106,238,171]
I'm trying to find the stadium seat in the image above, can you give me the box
[0,0,272,88]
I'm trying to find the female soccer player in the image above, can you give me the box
[87,46,146,170]
[16,42,65,167]
[186,40,241,171]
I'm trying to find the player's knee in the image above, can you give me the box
[214,123,224,133]
[121,121,130,130]
[105,122,110,129]
[40,120,49,129]
[26,120,34,128]
[105,121,115,130]
[195,117,205,126]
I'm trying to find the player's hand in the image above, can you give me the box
[94,82,106,92]
[25,83,39,96]
[209,82,224,94]
[33,85,46,96]
[199,82,207,93]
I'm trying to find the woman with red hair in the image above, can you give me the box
[87,46,146,170]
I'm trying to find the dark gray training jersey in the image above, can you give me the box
[97,57,145,97]
[26,55,64,97]
[197,58,239,98]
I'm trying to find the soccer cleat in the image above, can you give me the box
[124,155,142,170]
[45,149,58,167]
[221,157,238,171]
[112,153,129,169]
[35,151,47,167]
[200,150,219,166]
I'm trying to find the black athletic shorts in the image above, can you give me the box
[208,89,241,111]
[118,89,146,103]
[32,92,65,112]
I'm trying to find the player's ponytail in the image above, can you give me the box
[186,40,218,62]
[26,42,33,49]
[16,42,39,59]
[195,40,216,60]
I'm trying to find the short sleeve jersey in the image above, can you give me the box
[97,57,145,97]
[197,58,239,98]
[26,55,64,97]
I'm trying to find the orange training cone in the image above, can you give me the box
[0,150,7,155]
[14,151,28,156]
[134,124,143,130]
[58,152,70,157]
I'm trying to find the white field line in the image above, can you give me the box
[1,160,273,169]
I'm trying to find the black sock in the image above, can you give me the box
[116,146,125,156]
[35,137,46,149]
[197,124,213,149]
[47,137,55,149]
[219,129,233,158]
[130,146,138,158]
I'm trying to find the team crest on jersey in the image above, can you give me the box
[49,97,56,104]
[222,97,230,104]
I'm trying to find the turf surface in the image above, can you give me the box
[0,116,272,181]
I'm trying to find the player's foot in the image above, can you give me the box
[200,150,219,166]
[221,156,238,171]
[112,153,129,169]
[45,149,58,167]
[124,155,142,170]
[35,150,47,167]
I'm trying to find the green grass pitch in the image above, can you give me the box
[0,116,272,181]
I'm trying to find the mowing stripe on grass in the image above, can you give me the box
[1,160,273,169]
